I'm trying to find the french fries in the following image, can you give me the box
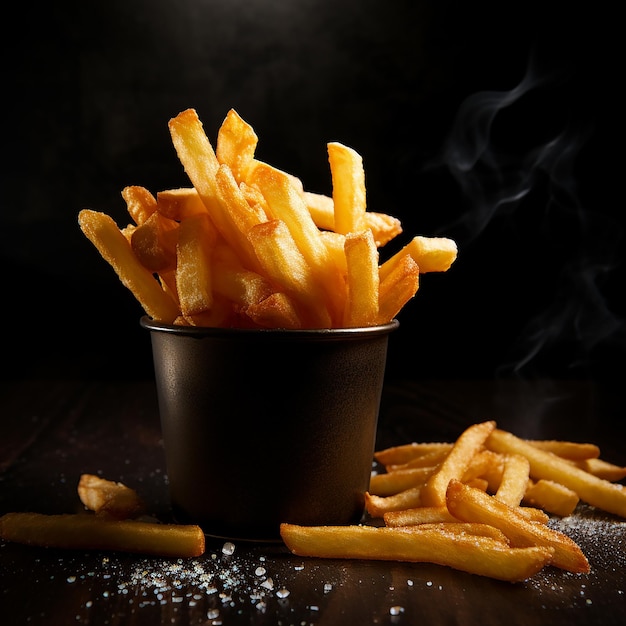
[280,523,554,583]
[281,421,625,582]
[0,513,205,558]
[77,474,145,520]
[1,474,206,558]
[79,107,457,329]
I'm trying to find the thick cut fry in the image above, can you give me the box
[122,185,158,226]
[176,213,216,317]
[130,211,179,273]
[216,108,259,182]
[386,447,451,472]
[376,254,419,325]
[245,292,303,329]
[523,479,579,517]
[573,457,626,482]
[526,439,600,460]
[495,454,531,507]
[380,235,457,279]
[374,442,453,466]
[487,429,626,518]
[247,219,331,327]
[250,163,346,324]
[420,421,497,507]
[369,467,435,497]
[156,187,208,221]
[384,506,457,526]
[365,486,423,517]
[280,523,554,583]
[343,229,379,327]
[446,480,589,573]
[169,109,258,270]
[303,191,402,247]
[0,512,205,558]
[211,245,274,309]
[78,474,144,520]
[327,142,367,235]
[78,210,179,323]
[215,163,267,235]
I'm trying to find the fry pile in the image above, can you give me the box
[281,421,626,582]
[79,108,457,329]
[0,475,205,558]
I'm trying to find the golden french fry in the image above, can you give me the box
[78,209,179,323]
[495,454,531,507]
[461,449,504,489]
[78,474,145,520]
[245,292,303,330]
[572,457,626,482]
[385,447,451,472]
[216,108,259,182]
[523,479,579,517]
[0,512,205,558]
[383,506,457,526]
[168,109,259,271]
[250,163,346,324]
[327,142,367,235]
[303,191,402,247]
[525,439,600,460]
[247,219,332,327]
[215,163,267,236]
[376,254,419,325]
[130,210,179,273]
[379,235,457,280]
[176,213,216,317]
[156,187,208,221]
[211,244,274,309]
[364,211,403,247]
[343,229,379,327]
[368,467,435,497]
[319,230,348,278]
[487,428,626,518]
[374,442,454,466]
[420,421,497,507]
[122,185,158,226]
[280,523,554,582]
[446,479,589,573]
[365,486,423,517]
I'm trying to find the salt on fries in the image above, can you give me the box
[0,475,205,558]
[281,421,626,582]
[79,107,457,329]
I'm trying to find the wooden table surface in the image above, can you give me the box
[1,378,625,626]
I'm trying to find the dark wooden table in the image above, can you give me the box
[1,378,625,625]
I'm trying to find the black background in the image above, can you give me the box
[3,0,623,382]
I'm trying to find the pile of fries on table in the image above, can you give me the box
[282,420,626,582]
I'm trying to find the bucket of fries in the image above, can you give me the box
[142,317,397,539]
[78,107,457,540]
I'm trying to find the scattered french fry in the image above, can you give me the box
[523,479,579,517]
[420,421,496,507]
[487,429,626,518]
[78,474,145,520]
[446,480,589,573]
[0,512,205,558]
[284,421,623,582]
[280,523,554,583]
